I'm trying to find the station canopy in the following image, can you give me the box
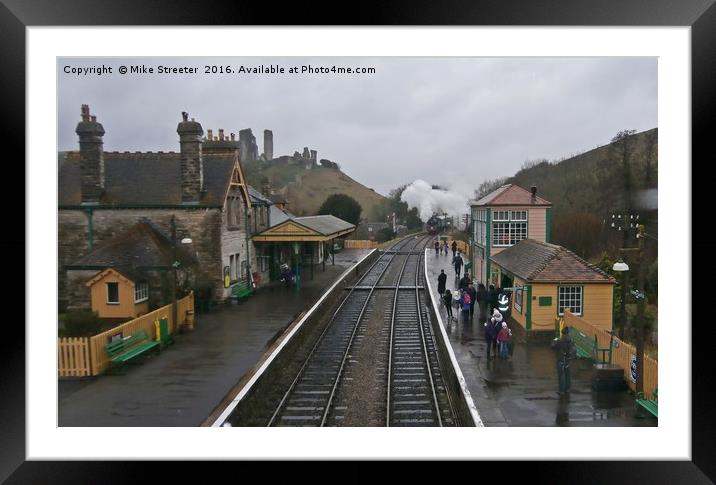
[252,214,355,242]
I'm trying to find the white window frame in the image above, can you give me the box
[106,282,120,305]
[558,285,583,316]
[134,281,149,303]
[492,209,529,247]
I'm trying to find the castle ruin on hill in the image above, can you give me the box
[201,127,335,170]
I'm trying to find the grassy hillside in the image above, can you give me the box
[243,160,388,218]
[509,128,657,217]
[508,128,658,261]
[283,167,387,217]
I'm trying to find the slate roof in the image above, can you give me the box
[67,221,198,269]
[247,186,273,205]
[269,193,288,204]
[58,151,235,206]
[292,215,355,235]
[269,205,293,226]
[491,239,615,284]
[471,184,551,207]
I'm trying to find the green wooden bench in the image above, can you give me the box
[570,328,597,360]
[635,387,658,418]
[231,279,253,301]
[105,330,160,374]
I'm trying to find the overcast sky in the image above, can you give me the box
[58,57,657,197]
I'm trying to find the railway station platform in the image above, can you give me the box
[424,249,656,427]
[58,249,372,427]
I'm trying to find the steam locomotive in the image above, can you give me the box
[426,214,451,235]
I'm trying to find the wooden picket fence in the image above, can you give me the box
[562,311,658,398]
[344,239,378,249]
[58,292,194,377]
[58,337,92,377]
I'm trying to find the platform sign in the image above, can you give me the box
[630,354,637,383]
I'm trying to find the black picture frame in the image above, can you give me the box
[3,0,711,482]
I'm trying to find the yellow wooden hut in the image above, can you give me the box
[85,267,149,320]
[490,239,616,334]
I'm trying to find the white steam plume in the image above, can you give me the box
[400,179,471,224]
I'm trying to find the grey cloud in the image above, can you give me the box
[58,57,656,196]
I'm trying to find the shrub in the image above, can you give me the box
[63,310,103,337]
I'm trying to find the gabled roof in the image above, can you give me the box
[294,215,355,235]
[471,184,551,207]
[58,151,236,207]
[253,214,355,242]
[67,221,198,269]
[491,239,615,284]
[269,205,294,225]
[85,267,144,286]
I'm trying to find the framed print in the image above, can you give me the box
[3,0,713,481]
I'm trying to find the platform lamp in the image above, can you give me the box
[612,258,629,341]
[170,215,194,333]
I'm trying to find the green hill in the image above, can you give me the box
[507,128,658,260]
[243,161,388,219]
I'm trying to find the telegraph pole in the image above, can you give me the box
[610,212,639,339]
[171,215,178,333]
[634,224,647,394]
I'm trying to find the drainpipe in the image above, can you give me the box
[84,207,94,250]
[245,205,252,287]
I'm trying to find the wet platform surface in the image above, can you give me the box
[425,248,656,427]
[58,249,372,427]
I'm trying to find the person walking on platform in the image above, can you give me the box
[437,270,447,299]
[443,289,455,321]
[484,309,502,358]
[477,283,488,322]
[442,240,449,256]
[434,240,440,256]
[551,326,577,394]
[451,240,458,259]
[497,321,512,359]
[453,252,464,279]
[467,283,477,318]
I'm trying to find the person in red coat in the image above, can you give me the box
[496,321,512,359]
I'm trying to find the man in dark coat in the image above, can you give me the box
[458,273,471,291]
[551,326,577,394]
[488,284,498,314]
[467,283,477,318]
[476,283,489,322]
[437,270,447,297]
[453,252,464,279]
[434,240,440,256]
[451,240,457,259]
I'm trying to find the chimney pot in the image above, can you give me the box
[182,112,188,122]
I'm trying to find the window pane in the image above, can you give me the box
[107,282,119,303]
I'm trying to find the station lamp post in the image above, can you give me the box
[170,215,194,333]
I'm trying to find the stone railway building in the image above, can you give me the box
[59,106,353,312]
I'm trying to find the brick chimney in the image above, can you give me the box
[261,178,270,197]
[177,112,204,203]
[530,185,538,203]
[76,104,105,203]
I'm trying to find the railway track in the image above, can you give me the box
[267,234,455,426]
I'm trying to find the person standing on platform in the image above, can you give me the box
[497,321,513,359]
[484,309,502,359]
[459,273,471,291]
[434,240,440,256]
[453,252,464,279]
[488,284,498,314]
[442,240,449,256]
[551,326,577,394]
[461,289,472,321]
[451,240,458,259]
[467,283,477,319]
[437,270,447,300]
[443,289,454,321]
[477,283,488,322]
